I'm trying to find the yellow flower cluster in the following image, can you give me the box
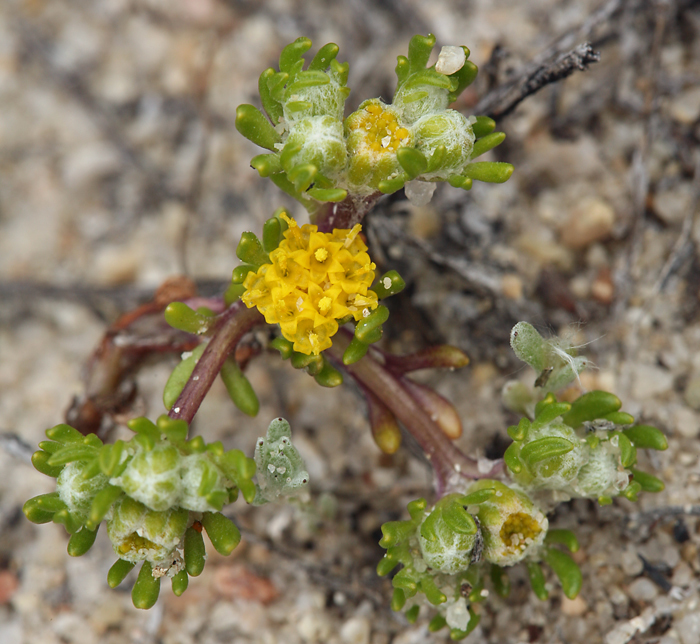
[241,214,378,355]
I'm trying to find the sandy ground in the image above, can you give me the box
[1,0,700,642]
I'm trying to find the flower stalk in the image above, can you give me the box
[325,329,502,494]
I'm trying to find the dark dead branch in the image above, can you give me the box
[474,43,601,120]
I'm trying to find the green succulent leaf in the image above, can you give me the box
[397,147,428,179]
[45,424,84,444]
[220,357,259,417]
[622,425,668,451]
[544,548,582,599]
[630,468,665,493]
[163,343,207,411]
[503,442,523,473]
[314,358,344,388]
[108,559,135,588]
[391,587,407,611]
[527,561,549,600]
[184,526,206,577]
[270,336,294,359]
[471,116,496,138]
[87,485,123,530]
[471,131,506,159]
[235,104,282,151]
[519,436,574,466]
[463,161,513,183]
[263,217,282,253]
[615,432,637,468]
[171,570,189,597]
[202,512,242,556]
[561,390,622,428]
[68,526,99,557]
[341,337,368,367]
[532,402,572,429]
[355,305,390,344]
[132,561,161,610]
[507,417,531,441]
[544,529,580,553]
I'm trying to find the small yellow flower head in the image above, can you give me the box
[241,214,378,355]
[346,100,411,193]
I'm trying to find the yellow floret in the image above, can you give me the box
[241,216,378,355]
[347,102,411,154]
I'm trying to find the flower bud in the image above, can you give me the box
[281,116,347,179]
[111,444,182,512]
[56,461,110,524]
[418,494,478,574]
[412,110,475,180]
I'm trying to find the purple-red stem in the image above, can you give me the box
[312,193,383,232]
[326,330,502,496]
[168,301,264,424]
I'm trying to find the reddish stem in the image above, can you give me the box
[326,330,502,496]
[312,192,383,232]
[168,301,264,424]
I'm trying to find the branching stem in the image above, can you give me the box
[326,330,503,496]
[168,301,264,424]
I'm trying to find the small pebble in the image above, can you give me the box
[561,595,588,616]
[620,547,644,576]
[627,577,658,602]
[340,616,371,644]
[684,377,700,411]
[560,198,615,249]
[676,612,700,644]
